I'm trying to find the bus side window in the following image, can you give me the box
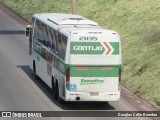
[56,33,67,60]
[31,17,35,37]
[57,33,62,54]
[47,41,52,50]
[54,31,59,52]
[51,43,55,50]
[38,22,43,41]
[47,28,53,50]
[33,20,39,40]
[50,29,56,52]
[34,41,42,54]
[61,35,67,60]
[44,42,47,47]
[34,20,44,43]
[42,23,47,44]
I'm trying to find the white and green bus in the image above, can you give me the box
[25,13,122,103]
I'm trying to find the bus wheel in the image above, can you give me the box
[57,84,64,104]
[33,61,39,80]
[53,81,58,100]
[53,81,64,104]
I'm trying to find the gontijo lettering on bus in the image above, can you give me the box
[71,42,119,55]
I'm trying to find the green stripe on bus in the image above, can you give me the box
[66,64,121,69]
[70,67,119,77]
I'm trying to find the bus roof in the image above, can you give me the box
[33,13,116,34]
[33,13,98,26]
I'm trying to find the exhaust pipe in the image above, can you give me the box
[76,97,80,101]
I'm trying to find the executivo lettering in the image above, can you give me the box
[80,79,105,85]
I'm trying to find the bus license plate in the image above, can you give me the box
[90,92,99,96]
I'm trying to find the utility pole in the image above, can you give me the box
[71,0,76,14]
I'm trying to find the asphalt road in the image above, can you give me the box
[0,7,157,120]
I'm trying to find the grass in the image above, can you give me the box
[1,0,160,106]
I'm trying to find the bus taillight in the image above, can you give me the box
[119,68,121,82]
[101,66,113,70]
[76,66,87,70]
[66,68,70,82]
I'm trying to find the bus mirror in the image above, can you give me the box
[25,25,32,37]
[26,25,32,55]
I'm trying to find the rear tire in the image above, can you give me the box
[53,81,58,100]
[57,84,65,104]
[33,61,39,80]
[53,81,64,104]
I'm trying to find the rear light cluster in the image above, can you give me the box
[66,68,70,82]
[101,66,113,70]
[119,68,121,82]
[66,68,70,90]
[76,66,113,70]
[76,66,87,70]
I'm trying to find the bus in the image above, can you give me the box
[25,13,122,103]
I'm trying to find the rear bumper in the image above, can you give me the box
[65,90,120,102]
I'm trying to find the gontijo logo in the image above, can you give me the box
[71,42,119,55]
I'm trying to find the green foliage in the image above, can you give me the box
[1,0,160,106]
[1,0,71,19]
